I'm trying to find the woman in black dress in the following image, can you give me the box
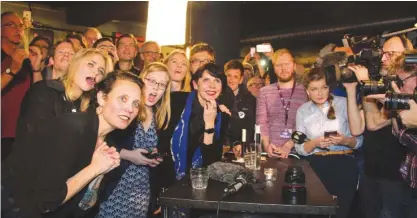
[2,71,146,218]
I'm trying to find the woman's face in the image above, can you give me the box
[307,78,330,106]
[193,71,222,102]
[143,71,170,107]
[74,54,106,92]
[100,79,141,130]
[166,53,188,82]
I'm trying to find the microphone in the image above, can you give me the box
[207,162,256,195]
[223,171,254,195]
[291,131,310,144]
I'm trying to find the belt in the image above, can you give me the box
[313,149,354,156]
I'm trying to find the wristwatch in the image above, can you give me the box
[4,68,15,77]
[204,128,215,134]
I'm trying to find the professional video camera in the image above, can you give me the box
[324,36,382,85]
[362,53,417,96]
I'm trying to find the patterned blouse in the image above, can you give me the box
[97,119,158,218]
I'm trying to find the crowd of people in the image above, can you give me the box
[1,11,417,218]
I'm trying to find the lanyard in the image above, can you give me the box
[277,81,296,126]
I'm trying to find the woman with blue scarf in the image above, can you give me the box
[152,63,230,199]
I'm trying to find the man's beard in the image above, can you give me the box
[278,72,294,83]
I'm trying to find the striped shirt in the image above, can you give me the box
[256,82,308,147]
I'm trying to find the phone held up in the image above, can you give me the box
[256,44,272,53]
[324,131,338,138]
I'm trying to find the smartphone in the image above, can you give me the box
[250,47,256,57]
[144,152,161,159]
[256,44,272,53]
[324,131,338,138]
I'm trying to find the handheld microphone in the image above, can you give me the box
[291,131,310,144]
[207,162,256,196]
[223,171,254,195]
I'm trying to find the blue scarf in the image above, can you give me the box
[171,91,222,180]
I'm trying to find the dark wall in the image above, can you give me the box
[189,1,241,67]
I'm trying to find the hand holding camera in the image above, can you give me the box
[399,100,417,128]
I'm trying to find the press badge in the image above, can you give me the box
[280,129,292,139]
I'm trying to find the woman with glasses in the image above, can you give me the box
[164,49,191,92]
[97,62,171,218]
[294,68,363,218]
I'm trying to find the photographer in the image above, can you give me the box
[345,35,416,218]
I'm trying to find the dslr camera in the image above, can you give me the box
[384,87,417,110]
[360,75,403,96]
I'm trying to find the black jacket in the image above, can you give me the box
[2,112,99,218]
[17,80,80,131]
[230,85,257,145]
[152,92,230,190]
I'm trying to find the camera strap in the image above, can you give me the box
[277,80,296,126]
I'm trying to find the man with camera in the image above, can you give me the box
[343,35,416,218]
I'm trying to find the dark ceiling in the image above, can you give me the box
[33,1,149,26]
[31,1,417,49]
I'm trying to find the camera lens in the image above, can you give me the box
[361,80,387,96]
[384,92,414,110]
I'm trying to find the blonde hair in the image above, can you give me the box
[139,62,172,130]
[164,49,191,92]
[61,48,114,111]
[272,48,295,65]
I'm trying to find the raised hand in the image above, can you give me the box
[10,48,28,74]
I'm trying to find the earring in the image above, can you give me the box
[96,106,103,115]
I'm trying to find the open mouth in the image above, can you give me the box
[86,77,96,87]
[118,115,130,121]
[148,92,157,103]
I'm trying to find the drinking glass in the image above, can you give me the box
[244,142,261,170]
[190,168,209,189]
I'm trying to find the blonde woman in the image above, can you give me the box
[17,48,113,136]
[164,49,191,92]
[98,62,171,218]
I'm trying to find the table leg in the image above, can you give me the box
[163,205,169,218]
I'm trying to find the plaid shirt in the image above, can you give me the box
[394,127,417,189]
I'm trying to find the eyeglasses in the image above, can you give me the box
[249,83,264,88]
[1,22,26,30]
[144,78,167,90]
[191,59,213,66]
[382,51,402,59]
[142,51,161,57]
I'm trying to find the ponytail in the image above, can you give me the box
[327,95,336,120]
